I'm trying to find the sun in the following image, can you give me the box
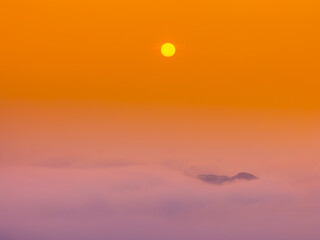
[161,43,175,57]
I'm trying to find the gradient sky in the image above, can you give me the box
[1,0,320,108]
[1,0,320,239]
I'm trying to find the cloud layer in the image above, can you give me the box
[0,166,319,240]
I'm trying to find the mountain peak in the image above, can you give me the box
[198,172,258,185]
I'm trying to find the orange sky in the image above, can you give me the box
[1,0,320,109]
[1,0,320,177]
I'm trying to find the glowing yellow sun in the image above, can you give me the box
[161,43,175,57]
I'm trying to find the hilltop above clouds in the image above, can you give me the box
[198,172,258,185]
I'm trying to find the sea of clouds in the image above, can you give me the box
[0,165,319,240]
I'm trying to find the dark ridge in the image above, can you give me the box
[231,172,258,181]
[198,172,258,185]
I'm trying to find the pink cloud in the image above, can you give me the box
[0,166,319,240]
